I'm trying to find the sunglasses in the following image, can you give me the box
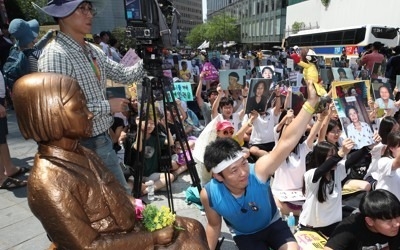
[220,129,234,136]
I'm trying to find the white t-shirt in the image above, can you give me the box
[299,161,347,228]
[99,42,111,58]
[245,108,279,144]
[376,166,400,201]
[364,142,385,180]
[272,142,312,191]
[229,112,241,133]
[375,157,399,200]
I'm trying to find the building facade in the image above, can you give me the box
[173,0,203,46]
[207,0,288,48]
[286,0,400,37]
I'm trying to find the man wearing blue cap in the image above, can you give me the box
[35,0,146,193]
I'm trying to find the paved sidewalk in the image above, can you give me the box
[0,110,235,250]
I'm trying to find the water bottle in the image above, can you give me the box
[146,180,155,201]
[117,141,125,169]
[287,212,296,234]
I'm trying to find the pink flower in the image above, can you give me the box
[134,199,145,220]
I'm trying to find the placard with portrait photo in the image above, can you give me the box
[230,58,247,70]
[219,69,246,90]
[356,69,370,80]
[177,60,193,82]
[332,81,374,150]
[372,62,383,78]
[259,65,275,80]
[320,68,334,86]
[245,78,273,114]
[371,82,395,110]
[331,80,371,102]
[334,97,375,149]
[332,67,354,81]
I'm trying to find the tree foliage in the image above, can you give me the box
[5,0,54,25]
[292,21,305,34]
[185,13,239,49]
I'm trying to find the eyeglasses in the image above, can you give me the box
[241,202,259,213]
[76,6,97,16]
[329,130,342,135]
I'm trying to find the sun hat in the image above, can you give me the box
[32,0,105,18]
[216,120,234,131]
[8,19,39,47]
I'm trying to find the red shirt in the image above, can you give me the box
[361,51,384,78]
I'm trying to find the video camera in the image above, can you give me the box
[124,0,179,79]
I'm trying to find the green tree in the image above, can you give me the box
[185,23,208,49]
[292,21,305,34]
[111,27,136,50]
[185,13,239,49]
[5,0,54,25]
[206,13,239,48]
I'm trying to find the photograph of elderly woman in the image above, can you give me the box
[333,97,374,150]
[245,78,272,114]
[371,82,395,110]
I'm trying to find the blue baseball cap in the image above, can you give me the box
[8,19,39,47]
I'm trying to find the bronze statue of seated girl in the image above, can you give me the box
[13,72,209,250]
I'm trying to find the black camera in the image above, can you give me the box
[124,0,177,47]
[124,0,179,79]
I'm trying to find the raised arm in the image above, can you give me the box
[312,138,354,182]
[275,109,294,134]
[255,80,319,182]
[273,85,282,116]
[283,86,292,110]
[211,85,223,119]
[238,84,249,120]
[195,73,205,108]
[317,103,335,143]
[236,111,257,145]
[306,111,328,148]
[175,99,187,121]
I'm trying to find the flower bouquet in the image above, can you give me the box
[135,199,181,232]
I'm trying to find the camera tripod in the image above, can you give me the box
[131,75,201,213]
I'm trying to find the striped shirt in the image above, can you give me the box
[38,32,145,136]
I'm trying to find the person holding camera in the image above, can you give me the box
[359,41,385,79]
[35,0,146,193]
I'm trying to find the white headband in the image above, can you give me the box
[212,151,244,173]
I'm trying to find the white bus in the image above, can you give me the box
[285,24,399,58]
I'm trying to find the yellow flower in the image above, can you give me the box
[142,205,176,232]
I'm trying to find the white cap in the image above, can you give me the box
[293,45,299,50]
[307,49,317,56]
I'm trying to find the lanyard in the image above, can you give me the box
[83,45,101,81]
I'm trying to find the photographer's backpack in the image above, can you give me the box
[2,45,36,89]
